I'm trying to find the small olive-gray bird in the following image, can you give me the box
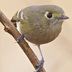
[11,5,69,72]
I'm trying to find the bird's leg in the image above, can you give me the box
[35,45,44,72]
[16,34,24,42]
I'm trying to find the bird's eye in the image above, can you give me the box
[45,12,53,19]
[47,13,52,18]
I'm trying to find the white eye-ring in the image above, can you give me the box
[45,11,53,19]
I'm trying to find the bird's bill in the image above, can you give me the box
[59,15,69,20]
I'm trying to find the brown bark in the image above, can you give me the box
[0,10,46,72]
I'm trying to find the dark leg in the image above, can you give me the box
[35,45,44,72]
[16,34,24,42]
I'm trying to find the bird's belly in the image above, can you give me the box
[19,22,62,45]
[24,28,61,45]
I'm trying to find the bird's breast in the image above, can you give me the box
[20,23,62,45]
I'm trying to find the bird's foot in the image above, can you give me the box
[16,34,24,42]
[35,58,44,72]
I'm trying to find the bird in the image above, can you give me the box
[11,5,69,72]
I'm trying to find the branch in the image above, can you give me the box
[0,10,46,72]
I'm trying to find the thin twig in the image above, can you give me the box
[0,10,46,72]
